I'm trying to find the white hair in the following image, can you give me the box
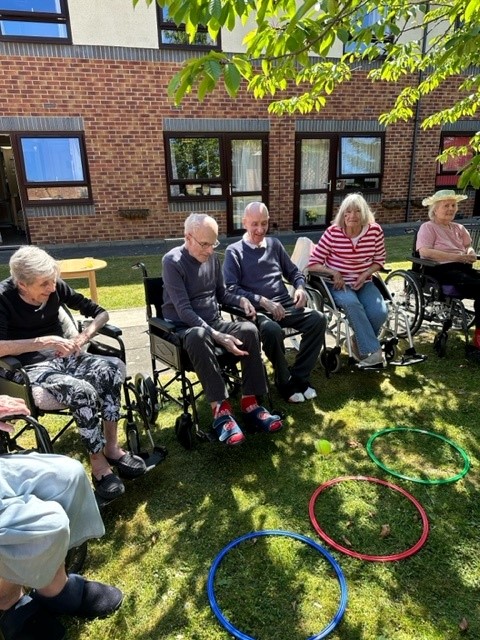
[9,246,59,286]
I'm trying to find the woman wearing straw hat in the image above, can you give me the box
[417,189,480,349]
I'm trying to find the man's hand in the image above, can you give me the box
[293,288,307,309]
[213,332,249,356]
[239,297,256,318]
[0,395,30,433]
[260,297,286,320]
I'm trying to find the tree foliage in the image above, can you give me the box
[135,0,480,186]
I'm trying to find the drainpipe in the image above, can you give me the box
[405,4,429,221]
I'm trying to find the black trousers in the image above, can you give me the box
[424,263,480,326]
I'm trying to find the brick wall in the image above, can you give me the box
[0,54,474,244]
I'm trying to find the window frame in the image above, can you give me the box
[337,134,384,192]
[294,131,385,228]
[436,133,473,188]
[164,133,225,201]
[12,131,93,207]
[0,0,72,44]
[156,5,221,50]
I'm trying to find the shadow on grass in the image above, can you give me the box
[51,327,479,640]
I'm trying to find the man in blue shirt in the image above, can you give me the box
[224,202,325,403]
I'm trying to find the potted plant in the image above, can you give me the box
[305,209,319,223]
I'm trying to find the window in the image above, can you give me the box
[157,6,220,49]
[0,1,71,43]
[166,136,223,198]
[337,136,383,191]
[436,134,473,187]
[164,132,269,233]
[295,133,384,228]
[344,8,391,55]
[13,133,92,205]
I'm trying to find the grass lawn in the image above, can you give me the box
[8,234,480,639]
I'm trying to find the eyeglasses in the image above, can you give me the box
[190,235,220,250]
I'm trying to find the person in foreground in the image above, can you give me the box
[308,193,388,368]
[0,395,123,640]
[417,189,480,349]
[162,213,282,445]
[0,246,146,502]
[223,202,326,403]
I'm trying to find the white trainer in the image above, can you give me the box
[288,391,305,403]
[303,386,317,400]
[357,349,386,368]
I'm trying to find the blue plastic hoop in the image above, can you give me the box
[207,529,348,640]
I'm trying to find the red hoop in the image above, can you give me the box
[309,476,429,562]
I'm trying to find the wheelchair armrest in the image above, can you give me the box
[81,319,122,338]
[149,316,177,334]
[0,355,23,372]
[220,303,249,319]
[411,255,440,268]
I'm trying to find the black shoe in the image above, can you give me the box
[0,594,66,640]
[92,472,125,500]
[32,574,123,620]
[105,451,147,479]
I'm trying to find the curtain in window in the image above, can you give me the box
[232,140,261,192]
[300,139,329,190]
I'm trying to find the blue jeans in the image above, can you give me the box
[328,281,388,357]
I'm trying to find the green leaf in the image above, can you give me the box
[223,63,242,97]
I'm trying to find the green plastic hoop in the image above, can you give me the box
[366,427,470,485]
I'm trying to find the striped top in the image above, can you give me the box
[308,222,386,285]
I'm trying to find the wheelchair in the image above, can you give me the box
[0,308,167,487]
[0,413,87,573]
[306,272,426,373]
[384,227,478,357]
[133,262,255,450]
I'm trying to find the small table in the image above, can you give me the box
[58,258,107,303]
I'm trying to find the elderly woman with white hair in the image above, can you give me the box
[308,192,388,368]
[0,246,146,501]
[417,189,480,349]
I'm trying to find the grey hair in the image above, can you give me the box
[9,246,60,286]
[184,213,218,235]
[427,201,457,220]
[244,201,269,218]
[333,193,375,227]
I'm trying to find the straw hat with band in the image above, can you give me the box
[422,189,468,207]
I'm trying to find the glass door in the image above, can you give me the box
[294,136,336,229]
[226,136,268,234]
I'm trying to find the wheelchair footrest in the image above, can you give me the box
[140,446,168,470]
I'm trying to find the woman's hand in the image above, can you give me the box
[351,270,371,291]
[0,395,30,433]
[38,335,81,357]
[332,271,346,290]
[462,252,477,264]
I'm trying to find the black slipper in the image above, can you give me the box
[32,574,123,620]
[0,594,65,640]
[91,472,125,500]
[105,451,147,479]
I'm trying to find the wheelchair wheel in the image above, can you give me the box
[320,347,342,374]
[175,413,194,449]
[385,270,423,337]
[450,298,476,331]
[65,541,87,574]
[433,331,448,357]
[134,373,159,426]
[126,420,142,455]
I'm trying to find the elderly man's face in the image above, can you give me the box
[185,220,219,263]
[434,199,458,225]
[18,275,56,306]
[243,209,269,246]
